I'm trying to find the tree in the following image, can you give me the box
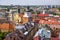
[0,32,10,40]
[58,8,60,11]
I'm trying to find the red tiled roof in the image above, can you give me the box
[51,37,60,40]
[39,19,60,25]
[37,14,49,17]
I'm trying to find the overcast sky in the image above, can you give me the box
[0,0,60,5]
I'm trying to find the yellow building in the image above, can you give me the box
[8,13,21,23]
[14,13,21,23]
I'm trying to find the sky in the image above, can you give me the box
[0,0,60,5]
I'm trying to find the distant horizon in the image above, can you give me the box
[0,0,60,5]
[0,5,60,6]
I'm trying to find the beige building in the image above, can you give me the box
[8,13,21,23]
[14,13,21,23]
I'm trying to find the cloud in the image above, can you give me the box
[0,0,60,5]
